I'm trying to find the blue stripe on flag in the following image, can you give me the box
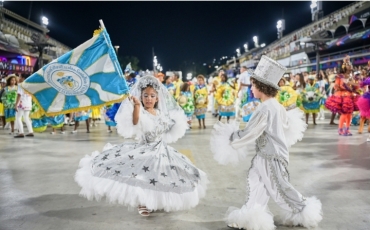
[33,88,59,112]
[25,73,46,83]
[63,96,80,111]
[85,88,105,105]
[58,50,73,64]
[76,34,109,71]
[89,72,125,95]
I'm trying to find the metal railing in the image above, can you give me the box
[256,1,366,58]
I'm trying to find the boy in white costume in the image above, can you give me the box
[210,55,323,230]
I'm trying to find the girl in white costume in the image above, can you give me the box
[75,75,208,216]
[210,56,322,230]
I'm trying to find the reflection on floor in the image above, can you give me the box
[0,115,369,230]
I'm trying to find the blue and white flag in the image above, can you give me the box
[22,26,129,116]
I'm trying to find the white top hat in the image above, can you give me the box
[251,55,287,90]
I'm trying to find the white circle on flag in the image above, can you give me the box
[44,63,90,96]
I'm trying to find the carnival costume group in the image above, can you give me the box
[6,24,353,227]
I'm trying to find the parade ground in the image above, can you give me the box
[1,115,369,230]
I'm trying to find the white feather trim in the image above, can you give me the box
[283,107,307,147]
[74,151,208,212]
[115,100,139,139]
[162,109,188,144]
[277,196,323,228]
[102,143,115,151]
[115,100,156,139]
[210,121,248,165]
[226,205,276,230]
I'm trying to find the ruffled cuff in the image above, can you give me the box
[283,107,307,147]
[115,100,140,138]
[162,109,188,143]
[210,121,247,165]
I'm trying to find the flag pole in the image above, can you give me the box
[99,19,105,29]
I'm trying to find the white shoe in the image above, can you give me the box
[107,130,112,133]
[93,123,98,127]
[50,132,55,135]
[71,130,77,134]
[60,131,65,134]
[367,138,370,142]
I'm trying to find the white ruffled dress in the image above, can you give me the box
[75,105,208,212]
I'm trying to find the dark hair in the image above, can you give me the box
[173,73,179,79]
[129,73,136,79]
[180,82,190,92]
[296,73,306,88]
[196,74,205,80]
[141,85,158,108]
[20,74,30,79]
[163,75,171,84]
[221,73,228,82]
[6,76,17,86]
[251,78,278,97]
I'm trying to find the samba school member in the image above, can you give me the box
[301,75,322,125]
[30,102,48,133]
[47,114,66,134]
[177,82,195,128]
[356,74,370,140]
[210,70,224,117]
[325,56,359,136]
[163,75,176,98]
[89,107,102,127]
[71,110,91,133]
[276,77,302,111]
[215,73,236,123]
[194,75,208,129]
[0,78,6,127]
[75,75,208,216]
[210,55,322,230]
[239,66,261,122]
[1,74,18,135]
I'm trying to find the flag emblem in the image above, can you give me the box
[22,26,129,116]
[46,63,89,96]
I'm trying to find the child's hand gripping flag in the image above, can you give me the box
[21,22,129,116]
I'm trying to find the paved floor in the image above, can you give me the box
[1,114,370,230]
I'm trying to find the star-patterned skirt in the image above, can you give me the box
[75,140,208,212]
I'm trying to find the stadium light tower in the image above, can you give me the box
[244,43,248,52]
[42,16,49,26]
[114,46,120,54]
[310,0,323,22]
[236,48,241,57]
[253,36,259,48]
[276,19,285,39]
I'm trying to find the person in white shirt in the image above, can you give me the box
[237,65,251,98]
[14,74,34,138]
[235,66,251,121]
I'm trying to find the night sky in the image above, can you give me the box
[5,1,354,71]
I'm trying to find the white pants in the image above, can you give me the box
[318,107,325,119]
[16,109,33,134]
[227,155,322,229]
[245,155,305,212]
